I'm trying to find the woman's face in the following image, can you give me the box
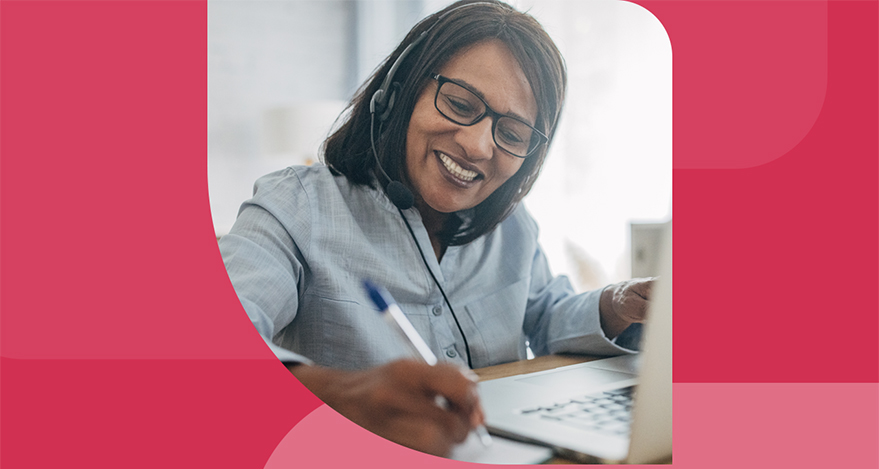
[405,39,537,215]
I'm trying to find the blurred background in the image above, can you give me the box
[208,0,671,291]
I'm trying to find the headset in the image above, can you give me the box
[370,2,499,123]
[368,2,498,369]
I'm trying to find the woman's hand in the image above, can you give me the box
[599,277,656,338]
[288,359,484,457]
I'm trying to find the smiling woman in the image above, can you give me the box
[323,1,566,248]
[404,40,534,254]
[217,0,657,459]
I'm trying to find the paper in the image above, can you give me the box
[449,432,554,464]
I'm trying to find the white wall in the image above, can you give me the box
[518,0,672,288]
[208,0,355,234]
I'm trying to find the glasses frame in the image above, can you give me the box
[429,73,548,158]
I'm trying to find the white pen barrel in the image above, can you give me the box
[383,303,438,365]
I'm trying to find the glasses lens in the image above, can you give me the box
[436,81,485,124]
[495,117,536,157]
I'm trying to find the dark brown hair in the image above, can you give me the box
[323,0,566,245]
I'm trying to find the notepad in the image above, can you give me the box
[449,432,553,464]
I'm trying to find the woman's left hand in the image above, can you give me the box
[599,277,656,338]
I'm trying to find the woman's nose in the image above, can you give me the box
[456,117,496,160]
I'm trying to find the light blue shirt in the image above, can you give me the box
[219,164,634,370]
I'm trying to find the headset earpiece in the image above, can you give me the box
[369,31,426,122]
[370,86,397,122]
[369,88,384,116]
[378,83,401,122]
[369,2,494,123]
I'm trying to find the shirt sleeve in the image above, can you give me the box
[218,169,313,365]
[519,218,637,358]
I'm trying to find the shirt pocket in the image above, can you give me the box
[295,294,410,370]
[462,277,530,368]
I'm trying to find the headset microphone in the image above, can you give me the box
[386,180,415,210]
[365,2,498,368]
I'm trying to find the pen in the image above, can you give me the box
[363,279,493,448]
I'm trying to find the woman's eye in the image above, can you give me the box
[497,123,527,145]
[446,96,477,116]
[505,130,522,142]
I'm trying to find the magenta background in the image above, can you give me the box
[1,0,876,468]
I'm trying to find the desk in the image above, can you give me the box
[473,354,598,465]
[473,354,598,381]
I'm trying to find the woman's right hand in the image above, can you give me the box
[288,359,484,457]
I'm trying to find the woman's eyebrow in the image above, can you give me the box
[449,76,534,124]
[450,77,486,100]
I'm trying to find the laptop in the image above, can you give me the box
[478,221,672,464]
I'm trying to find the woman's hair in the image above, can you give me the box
[323,0,566,246]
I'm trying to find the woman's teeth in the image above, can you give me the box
[439,153,478,182]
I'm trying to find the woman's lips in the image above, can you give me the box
[436,151,481,187]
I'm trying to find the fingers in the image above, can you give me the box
[304,360,483,456]
[416,363,481,416]
[378,388,472,444]
[627,277,656,300]
[386,361,483,433]
[612,285,649,323]
[602,278,656,328]
[382,361,479,453]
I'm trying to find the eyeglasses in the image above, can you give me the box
[430,74,547,158]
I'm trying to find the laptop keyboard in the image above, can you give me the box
[515,386,635,436]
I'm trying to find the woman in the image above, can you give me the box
[219,0,652,457]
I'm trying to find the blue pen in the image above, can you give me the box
[363,279,493,447]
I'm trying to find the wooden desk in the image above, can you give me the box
[473,354,598,382]
[473,354,598,465]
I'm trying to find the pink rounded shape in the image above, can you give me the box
[264,405,482,469]
[658,0,829,168]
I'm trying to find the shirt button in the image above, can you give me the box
[432,305,443,316]
[446,349,457,358]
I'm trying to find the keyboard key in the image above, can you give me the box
[516,406,542,414]
[517,386,637,438]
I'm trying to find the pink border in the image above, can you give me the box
[1,0,877,467]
